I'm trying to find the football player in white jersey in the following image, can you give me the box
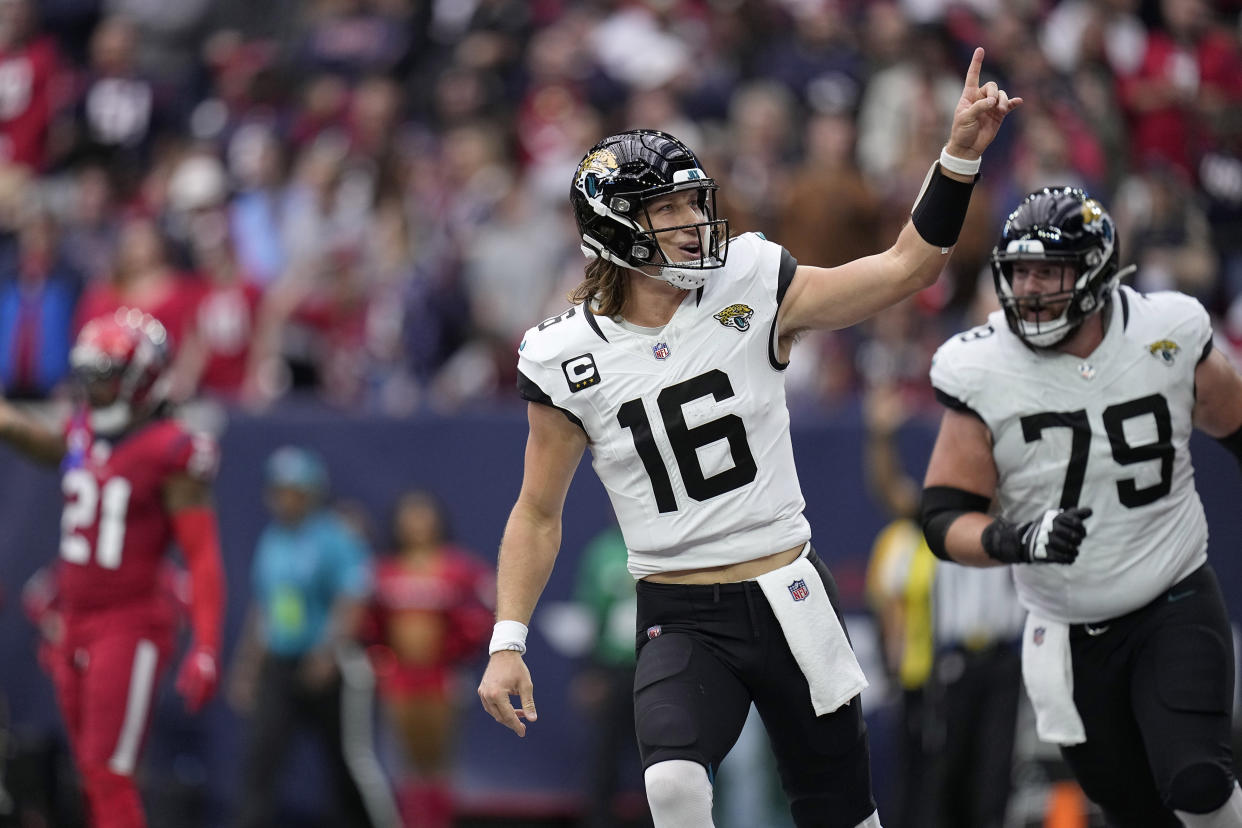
[921,186,1242,828]
[478,48,1021,828]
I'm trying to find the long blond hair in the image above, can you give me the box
[568,257,630,318]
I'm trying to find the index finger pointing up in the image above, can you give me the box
[963,47,985,92]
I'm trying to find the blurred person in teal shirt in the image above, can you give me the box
[229,445,398,828]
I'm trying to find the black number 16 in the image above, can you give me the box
[617,370,758,513]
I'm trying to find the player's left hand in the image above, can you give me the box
[175,644,219,713]
[946,47,1023,160]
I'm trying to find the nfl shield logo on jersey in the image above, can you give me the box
[1033,626,1045,646]
[647,625,662,639]
[788,579,809,601]
[652,342,671,360]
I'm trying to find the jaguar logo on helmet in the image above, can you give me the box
[576,148,619,197]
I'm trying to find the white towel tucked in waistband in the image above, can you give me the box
[1021,613,1086,745]
[755,546,868,717]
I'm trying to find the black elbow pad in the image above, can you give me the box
[920,485,992,561]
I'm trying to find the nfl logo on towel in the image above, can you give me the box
[788,580,809,601]
[653,342,671,360]
[1033,626,1045,646]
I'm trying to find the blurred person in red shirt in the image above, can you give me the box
[1117,0,1242,180]
[368,490,492,828]
[0,0,62,171]
[0,309,225,828]
[74,214,202,354]
[162,153,271,405]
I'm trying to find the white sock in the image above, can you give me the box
[1177,782,1242,828]
[854,810,883,828]
[645,759,714,828]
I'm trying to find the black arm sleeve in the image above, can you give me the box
[920,485,992,561]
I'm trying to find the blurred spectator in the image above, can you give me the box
[228,445,399,828]
[0,0,62,171]
[60,162,122,282]
[856,22,959,185]
[70,15,167,199]
[368,490,492,828]
[297,0,415,81]
[73,214,202,354]
[167,191,270,405]
[1116,0,1242,180]
[0,206,82,399]
[1112,161,1217,302]
[226,121,287,287]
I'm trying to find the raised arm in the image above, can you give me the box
[777,47,1023,351]
[0,397,66,466]
[478,401,588,737]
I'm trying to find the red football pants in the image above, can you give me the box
[50,617,173,828]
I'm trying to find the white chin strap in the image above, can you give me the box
[90,401,132,435]
[1016,311,1075,348]
[654,263,712,290]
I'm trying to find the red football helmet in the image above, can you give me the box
[70,309,170,434]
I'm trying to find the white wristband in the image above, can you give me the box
[939,146,981,176]
[489,620,529,655]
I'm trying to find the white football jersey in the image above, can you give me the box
[517,232,811,577]
[931,286,1213,623]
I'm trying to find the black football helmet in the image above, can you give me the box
[570,129,728,289]
[990,187,1122,348]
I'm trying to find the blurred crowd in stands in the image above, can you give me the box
[1,0,1240,417]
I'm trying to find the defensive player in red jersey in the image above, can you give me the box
[0,308,225,828]
[368,490,492,828]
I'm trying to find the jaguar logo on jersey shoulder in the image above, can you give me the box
[714,303,754,332]
[1147,339,1180,366]
[562,353,600,392]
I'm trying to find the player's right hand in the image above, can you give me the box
[982,507,1092,565]
[175,645,219,713]
[478,651,537,737]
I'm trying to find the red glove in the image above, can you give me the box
[175,645,219,713]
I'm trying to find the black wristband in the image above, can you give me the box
[910,164,977,249]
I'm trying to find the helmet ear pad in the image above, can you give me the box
[990,187,1120,348]
[570,129,729,288]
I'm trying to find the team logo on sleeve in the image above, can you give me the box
[788,579,809,601]
[714,304,754,332]
[1147,339,1180,366]
[562,353,600,392]
[652,342,671,360]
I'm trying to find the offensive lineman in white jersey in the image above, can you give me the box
[476,48,1020,828]
[921,186,1242,828]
